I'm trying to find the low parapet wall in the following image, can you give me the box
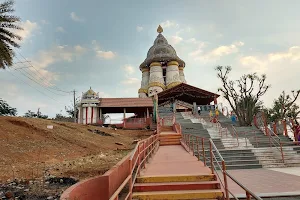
[60,153,131,200]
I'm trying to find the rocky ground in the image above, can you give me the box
[0,116,152,199]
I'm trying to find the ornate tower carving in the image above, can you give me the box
[138,25,186,97]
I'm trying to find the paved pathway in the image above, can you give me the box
[141,145,211,176]
[223,169,300,197]
[269,167,300,177]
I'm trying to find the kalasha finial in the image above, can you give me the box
[157,25,163,33]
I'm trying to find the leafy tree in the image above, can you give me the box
[0,0,23,69]
[0,98,17,116]
[266,90,300,123]
[24,110,48,119]
[216,66,270,126]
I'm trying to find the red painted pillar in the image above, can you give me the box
[282,120,288,136]
[262,112,269,136]
[85,107,88,125]
[91,107,94,124]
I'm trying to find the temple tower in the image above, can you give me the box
[77,87,99,124]
[138,25,186,97]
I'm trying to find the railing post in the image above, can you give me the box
[262,112,269,136]
[222,161,229,200]
[280,141,285,163]
[202,138,206,166]
[192,135,195,156]
[143,141,146,168]
[210,141,214,174]
[282,120,288,136]
[196,137,200,160]
[246,191,251,200]
[129,159,133,199]
[188,134,191,151]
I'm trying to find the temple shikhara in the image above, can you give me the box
[77,25,219,126]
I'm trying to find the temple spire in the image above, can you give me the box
[157,25,163,34]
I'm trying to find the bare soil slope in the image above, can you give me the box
[0,116,152,182]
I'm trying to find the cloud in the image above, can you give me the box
[123,65,135,74]
[56,26,65,33]
[239,46,300,73]
[70,12,84,22]
[92,40,116,59]
[14,20,38,43]
[136,26,143,32]
[268,46,300,62]
[169,35,183,45]
[190,41,244,62]
[122,78,140,85]
[96,51,116,59]
[160,20,179,29]
[40,20,48,25]
[30,45,87,82]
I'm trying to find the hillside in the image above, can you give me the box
[0,116,152,182]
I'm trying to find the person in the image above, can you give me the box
[215,109,219,119]
[198,106,201,115]
[231,113,237,126]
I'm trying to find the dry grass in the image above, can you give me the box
[0,116,152,182]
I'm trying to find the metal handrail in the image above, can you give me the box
[183,134,263,200]
[109,135,159,200]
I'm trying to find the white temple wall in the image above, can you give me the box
[139,69,150,98]
[166,61,182,89]
[148,62,165,97]
[179,67,187,83]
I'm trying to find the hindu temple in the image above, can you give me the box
[77,25,219,126]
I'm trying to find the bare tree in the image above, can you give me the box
[216,66,270,126]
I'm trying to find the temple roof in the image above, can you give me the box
[98,98,153,108]
[158,83,219,105]
[139,25,185,70]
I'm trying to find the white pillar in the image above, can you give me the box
[123,108,126,119]
[139,68,150,98]
[148,62,165,97]
[77,106,81,124]
[166,61,182,89]
[179,66,187,83]
[83,107,86,124]
[146,108,149,118]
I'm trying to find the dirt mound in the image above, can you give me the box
[0,116,152,182]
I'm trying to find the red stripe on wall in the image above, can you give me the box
[85,107,88,124]
[91,107,94,124]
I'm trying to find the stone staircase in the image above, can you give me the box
[159,126,181,146]
[177,112,264,170]
[132,174,223,199]
[132,145,224,200]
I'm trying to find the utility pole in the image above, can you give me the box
[73,90,77,123]
[37,108,40,118]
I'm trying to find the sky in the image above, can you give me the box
[1,0,300,118]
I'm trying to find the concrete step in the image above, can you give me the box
[132,189,223,200]
[224,164,262,170]
[136,174,216,183]
[133,181,220,192]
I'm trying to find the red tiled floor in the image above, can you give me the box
[141,145,211,176]
[219,169,300,196]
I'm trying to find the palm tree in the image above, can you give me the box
[0,0,22,69]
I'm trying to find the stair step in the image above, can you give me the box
[160,141,181,146]
[132,189,223,199]
[136,174,216,183]
[133,181,220,192]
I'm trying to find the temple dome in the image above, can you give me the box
[139,25,185,70]
[82,87,99,99]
